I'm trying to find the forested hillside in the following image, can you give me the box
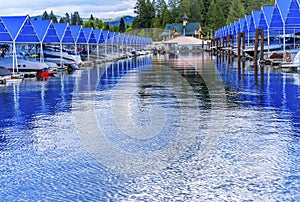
[133,0,274,35]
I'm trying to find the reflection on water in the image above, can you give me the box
[0,53,299,201]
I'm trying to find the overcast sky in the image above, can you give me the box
[0,0,136,19]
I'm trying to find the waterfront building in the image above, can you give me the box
[160,13,204,40]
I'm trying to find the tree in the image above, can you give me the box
[90,14,95,21]
[177,0,191,22]
[133,0,147,28]
[217,0,232,21]
[42,11,50,20]
[226,0,246,24]
[190,0,205,24]
[133,0,155,29]
[119,18,126,33]
[168,0,180,23]
[71,11,83,25]
[65,13,71,23]
[206,0,225,34]
[49,10,58,23]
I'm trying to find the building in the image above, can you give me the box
[160,14,204,40]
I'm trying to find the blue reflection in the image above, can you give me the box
[215,56,300,135]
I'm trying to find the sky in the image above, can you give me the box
[0,0,136,19]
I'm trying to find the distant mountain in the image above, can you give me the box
[30,14,135,27]
[30,15,62,21]
[103,16,135,27]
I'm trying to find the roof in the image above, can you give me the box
[0,18,12,42]
[31,20,60,43]
[163,36,207,45]
[53,23,74,43]
[83,27,97,44]
[99,30,109,44]
[161,22,201,37]
[0,16,152,46]
[1,16,39,43]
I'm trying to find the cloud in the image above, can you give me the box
[0,0,136,18]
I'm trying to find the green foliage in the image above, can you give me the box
[82,18,106,29]
[71,11,83,25]
[226,0,246,24]
[131,0,275,37]
[133,0,156,29]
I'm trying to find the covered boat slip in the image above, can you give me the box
[0,16,152,72]
[214,0,300,66]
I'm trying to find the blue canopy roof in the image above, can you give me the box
[0,18,12,42]
[69,25,82,43]
[259,6,274,29]
[106,32,115,44]
[31,20,60,43]
[270,5,283,30]
[54,23,74,43]
[277,0,300,33]
[93,29,101,44]
[83,27,97,44]
[252,10,261,29]
[1,16,39,43]
[99,30,109,44]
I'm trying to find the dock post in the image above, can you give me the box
[238,32,241,61]
[260,29,265,61]
[231,34,235,55]
[227,35,230,55]
[253,28,260,67]
[210,39,214,56]
[242,32,245,59]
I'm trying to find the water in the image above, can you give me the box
[0,53,299,201]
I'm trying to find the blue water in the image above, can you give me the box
[0,53,299,201]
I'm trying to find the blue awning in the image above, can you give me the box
[93,29,101,44]
[1,16,39,43]
[31,20,60,43]
[0,18,12,42]
[82,27,97,44]
[99,30,109,44]
[252,10,261,29]
[54,23,74,43]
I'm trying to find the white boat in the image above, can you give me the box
[42,46,82,65]
[0,66,23,84]
[0,56,56,78]
[280,51,300,69]
[44,58,79,71]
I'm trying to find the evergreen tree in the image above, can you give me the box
[217,0,232,21]
[65,13,71,23]
[42,11,50,20]
[226,0,246,24]
[119,18,126,33]
[161,6,169,28]
[168,0,180,23]
[206,0,225,34]
[71,11,83,25]
[133,0,155,28]
[133,0,147,28]
[49,10,58,23]
[189,0,205,23]
[178,0,191,22]
[90,14,95,21]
